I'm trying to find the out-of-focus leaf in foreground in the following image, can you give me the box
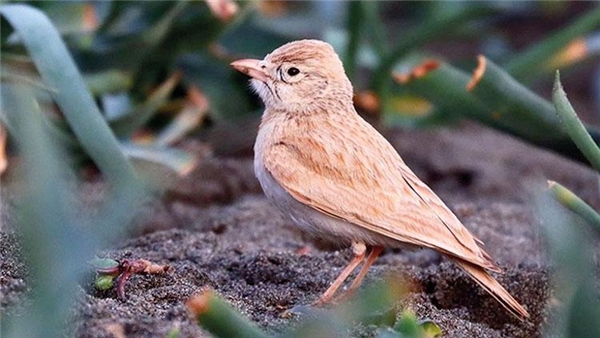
[0,5,147,336]
[537,192,600,338]
[547,181,600,233]
[0,83,98,337]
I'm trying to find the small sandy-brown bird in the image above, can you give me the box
[231,39,529,319]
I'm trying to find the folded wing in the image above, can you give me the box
[262,113,496,270]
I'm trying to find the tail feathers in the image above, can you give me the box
[451,258,530,320]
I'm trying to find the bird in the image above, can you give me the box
[230,39,529,319]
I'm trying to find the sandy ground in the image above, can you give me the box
[1,122,599,337]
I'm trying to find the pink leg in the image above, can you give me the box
[313,241,366,305]
[340,245,384,300]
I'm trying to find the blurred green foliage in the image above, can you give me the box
[542,73,600,337]
[189,279,441,338]
[2,1,599,161]
[1,82,103,337]
[538,191,600,338]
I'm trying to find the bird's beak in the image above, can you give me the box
[230,59,269,82]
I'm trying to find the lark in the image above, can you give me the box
[231,39,529,319]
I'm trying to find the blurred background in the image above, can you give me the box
[2,0,599,167]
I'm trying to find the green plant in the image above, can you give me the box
[187,279,441,338]
[535,72,600,337]
[0,1,287,335]
[90,257,173,299]
[187,288,269,338]
[0,4,150,336]
[537,193,600,338]
[547,181,600,232]
[336,3,600,161]
[338,2,599,121]
[0,3,214,175]
[396,55,600,165]
[504,7,600,83]
[548,72,600,233]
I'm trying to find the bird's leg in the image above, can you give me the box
[334,245,384,302]
[313,241,366,306]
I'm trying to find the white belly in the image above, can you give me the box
[253,138,400,248]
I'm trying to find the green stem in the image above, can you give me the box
[1,84,97,337]
[468,57,560,141]
[553,71,600,172]
[372,6,495,115]
[188,290,270,338]
[362,1,388,57]
[505,6,600,82]
[344,1,364,82]
[399,58,600,165]
[548,181,600,233]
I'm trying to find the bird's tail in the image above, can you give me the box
[451,258,530,320]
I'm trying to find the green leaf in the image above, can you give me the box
[419,320,442,338]
[109,72,180,138]
[394,310,421,337]
[0,83,80,151]
[372,6,497,115]
[1,3,145,251]
[547,181,600,233]
[154,103,207,147]
[94,275,116,291]
[180,53,258,120]
[218,16,291,57]
[552,71,600,172]
[31,2,90,35]
[343,1,365,82]
[0,83,98,337]
[119,142,197,176]
[505,6,600,82]
[84,70,133,96]
[466,57,561,142]
[537,192,600,338]
[0,65,57,94]
[395,60,506,127]
[141,1,189,48]
[0,4,138,186]
[398,57,600,165]
[89,258,120,270]
[362,1,388,57]
[188,289,270,338]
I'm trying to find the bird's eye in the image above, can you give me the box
[287,67,300,76]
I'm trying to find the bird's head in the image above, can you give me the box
[231,39,353,114]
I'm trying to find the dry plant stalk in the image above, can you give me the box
[0,124,7,175]
[392,59,440,84]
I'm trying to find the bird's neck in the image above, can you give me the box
[262,97,355,121]
[261,101,360,132]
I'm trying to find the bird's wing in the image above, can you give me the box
[262,114,496,269]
